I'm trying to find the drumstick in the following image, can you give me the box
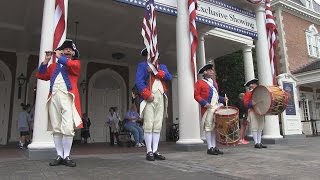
[225,94,228,108]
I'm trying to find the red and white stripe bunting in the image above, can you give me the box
[141,0,159,75]
[265,0,278,85]
[188,0,198,82]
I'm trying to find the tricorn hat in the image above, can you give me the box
[140,48,148,57]
[55,39,80,58]
[198,64,214,74]
[244,78,259,87]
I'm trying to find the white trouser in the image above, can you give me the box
[48,90,75,136]
[248,110,264,132]
[143,91,164,133]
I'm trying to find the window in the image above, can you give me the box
[306,0,314,10]
[305,25,320,58]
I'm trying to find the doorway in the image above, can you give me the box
[88,69,127,143]
[0,61,12,145]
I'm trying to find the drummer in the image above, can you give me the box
[194,64,228,155]
[243,78,267,149]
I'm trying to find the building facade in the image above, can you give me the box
[272,0,320,135]
[0,0,294,154]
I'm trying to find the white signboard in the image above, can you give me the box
[114,0,258,38]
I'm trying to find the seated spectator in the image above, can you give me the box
[124,104,145,147]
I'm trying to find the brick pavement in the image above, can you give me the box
[0,137,320,180]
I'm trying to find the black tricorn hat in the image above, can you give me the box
[198,64,214,74]
[56,39,80,58]
[140,48,148,57]
[244,78,259,87]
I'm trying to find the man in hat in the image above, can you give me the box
[194,64,227,155]
[243,78,267,149]
[36,39,82,167]
[136,48,172,161]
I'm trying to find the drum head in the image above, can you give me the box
[252,86,271,115]
[215,107,238,116]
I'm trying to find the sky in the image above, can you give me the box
[315,0,320,5]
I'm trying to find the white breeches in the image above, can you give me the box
[248,110,264,132]
[143,91,164,133]
[48,90,75,136]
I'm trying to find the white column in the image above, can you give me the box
[255,3,282,139]
[197,35,206,140]
[176,0,203,144]
[242,45,255,83]
[10,53,29,142]
[28,0,69,150]
[242,45,255,137]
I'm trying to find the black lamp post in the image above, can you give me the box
[17,73,27,99]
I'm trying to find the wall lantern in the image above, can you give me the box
[17,73,27,99]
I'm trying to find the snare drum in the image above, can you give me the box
[252,85,288,115]
[215,106,240,145]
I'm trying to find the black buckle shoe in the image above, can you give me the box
[214,147,224,155]
[260,143,267,148]
[254,143,262,149]
[207,147,218,155]
[64,156,76,167]
[154,151,166,160]
[146,151,155,161]
[49,155,63,166]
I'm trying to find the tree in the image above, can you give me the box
[214,50,257,105]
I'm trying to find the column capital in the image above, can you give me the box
[16,52,29,59]
[242,44,254,52]
[255,1,266,13]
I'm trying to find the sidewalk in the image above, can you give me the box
[0,137,319,180]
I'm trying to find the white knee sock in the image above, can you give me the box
[152,132,161,153]
[62,135,73,159]
[211,131,216,148]
[144,132,152,153]
[257,131,262,144]
[205,131,213,149]
[252,131,258,144]
[53,133,63,157]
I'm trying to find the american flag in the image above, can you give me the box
[188,0,198,81]
[265,0,278,85]
[53,0,66,61]
[141,0,159,74]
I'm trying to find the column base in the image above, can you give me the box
[262,134,283,139]
[26,148,56,160]
[176,138,204,144]
[173,143,206,152]
[27,142,56,160]
[245,135,287,144]
[174,139,204,151]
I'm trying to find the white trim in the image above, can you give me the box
[275,8,290,73]
[206,27,254,46]
[305,24,320,58]
[272,0,320,24]
[294,69,320,85]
